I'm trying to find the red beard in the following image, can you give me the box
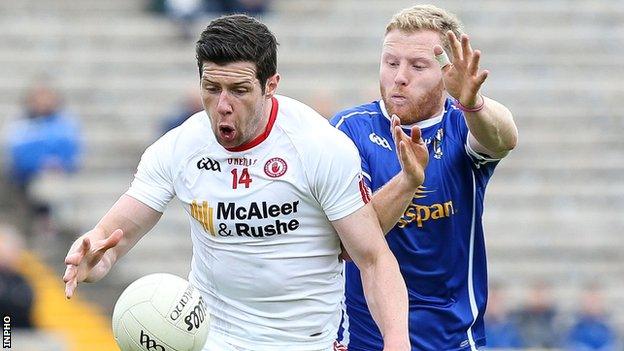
[380,80,446,124]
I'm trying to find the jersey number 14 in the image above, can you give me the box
[231,168,252,189]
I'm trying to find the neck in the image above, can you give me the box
[250,97,272,139]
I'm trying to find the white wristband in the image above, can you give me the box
[435,50,451,68]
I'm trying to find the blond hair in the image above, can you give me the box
[386,4,463,55]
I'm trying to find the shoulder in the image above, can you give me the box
[274,95,359,156]
[330,101,381,129]
[146,110,211,161]
[274,95,327,125]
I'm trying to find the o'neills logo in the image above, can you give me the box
[264,157,287,178]
[169,285,194,321]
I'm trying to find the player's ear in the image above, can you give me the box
[264,73,280,99]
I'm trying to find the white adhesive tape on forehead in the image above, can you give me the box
[435,50,451,68]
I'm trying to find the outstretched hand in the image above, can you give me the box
[63,229,124,299]
[391,115,429,187]
[435,30,488,108]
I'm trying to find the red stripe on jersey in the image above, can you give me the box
[226,97,279,152]
[333,341,348,351]
[358,177,371,204]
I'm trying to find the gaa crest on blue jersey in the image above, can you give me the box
[433,128,444,159]
[368,132,392,150]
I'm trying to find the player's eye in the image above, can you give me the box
[387,61,399,67]
[203,85,220,93]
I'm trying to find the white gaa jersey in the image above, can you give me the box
[126,95,370,350]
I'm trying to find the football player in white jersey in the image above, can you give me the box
[62,15,418,351]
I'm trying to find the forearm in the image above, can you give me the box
[464,96,518,154]
[360,250,409,349]
[95,195,160,262]
[372,172,418,234]
[72,195,161,273]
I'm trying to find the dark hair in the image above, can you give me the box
[196,14,278,91]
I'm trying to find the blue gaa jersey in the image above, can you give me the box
[331,98,500,351]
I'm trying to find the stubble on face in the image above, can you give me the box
[381,78,445,124]
[200,62,268,148]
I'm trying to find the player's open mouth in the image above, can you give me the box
[219,125,236,141]
[390,94,407,104]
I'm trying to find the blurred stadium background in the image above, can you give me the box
[0,0,623,350]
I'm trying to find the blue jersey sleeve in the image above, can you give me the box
[330,113,372,187]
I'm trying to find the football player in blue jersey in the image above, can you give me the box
[331,4,518,351]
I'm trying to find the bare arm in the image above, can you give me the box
[373,116,428,234]
[63,194,162,298]
[438,31,518,159]
[372,173,417,234]
[465,96,517,158]
[332,203,409,351]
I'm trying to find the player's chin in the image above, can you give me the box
[388,105,411,120]
[216,130,239,148]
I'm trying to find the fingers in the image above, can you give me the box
[65,277,77,299]
[433,45,451,70]
[64,237,90,266]
[391,114,400,130]
[64,260,79,299]
[95,229,123,253]
[433,45,444,56]
[63,264,75,283]
[398,140,409,164]
[411,126,423,144]
[391,115,402,150]
[477,69,489,86]
[446,30,462,62]
[461,34,473,61]
[62,229,122,300]
[468,50,481,77]
[392,115,410,140]
[63,237,90,299]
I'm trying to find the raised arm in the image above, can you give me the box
[63,194,162,298]
[332,203,409,351]
[438,30,518,158]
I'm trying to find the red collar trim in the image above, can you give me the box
[226,97,279,152]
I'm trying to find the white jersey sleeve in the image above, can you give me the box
[125,132,177,212]
[306,121,369,222]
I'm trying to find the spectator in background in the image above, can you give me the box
[564,284,620,351]
[163,0,204,39]
[515,281,561,348]
[161,87,204,134]
[2,84,81,236]
[0,223,35,328]
[485,283,523,349]
[4,84,81,188]
[234,0,270,15]
[156,0,271,39]
[202,0,270,16]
